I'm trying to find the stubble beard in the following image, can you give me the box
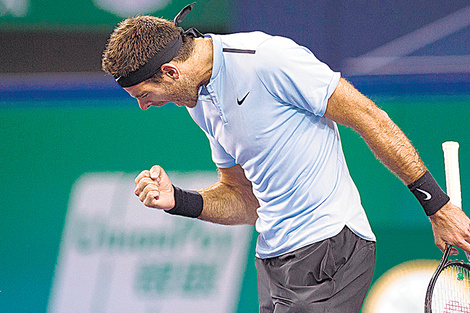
[164,76,200,108]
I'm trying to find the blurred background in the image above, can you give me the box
[1,0,469,312]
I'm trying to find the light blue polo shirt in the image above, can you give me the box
[187,32,375,258]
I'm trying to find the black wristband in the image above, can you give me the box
[407,171,450,216]
[165,185,203,218]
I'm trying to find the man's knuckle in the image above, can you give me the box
[144,184,157,193]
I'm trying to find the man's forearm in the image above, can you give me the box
[197,182,259,225]
[357,108,427,185]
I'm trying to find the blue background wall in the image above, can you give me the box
[234,0,470,72]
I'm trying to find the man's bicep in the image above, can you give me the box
[324,78,387,132]
[218,164,252,189]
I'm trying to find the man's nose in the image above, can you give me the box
[138,99,150,110]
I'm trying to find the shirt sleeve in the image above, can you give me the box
[255,36,340,116]
[206,133,237,169]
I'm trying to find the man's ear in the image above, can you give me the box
[161,63,180,80]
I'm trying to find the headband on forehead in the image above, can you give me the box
[114,2,202,88]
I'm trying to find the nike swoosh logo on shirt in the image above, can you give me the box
[416,188,432,200]
[237,92,250,105]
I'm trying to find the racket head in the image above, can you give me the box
[425,259,470,312]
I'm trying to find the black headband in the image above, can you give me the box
[114,2,202,88]
[115,35,182,88]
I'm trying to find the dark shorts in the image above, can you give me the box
[255,227,376,313]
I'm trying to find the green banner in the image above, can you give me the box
[0,0,231,31]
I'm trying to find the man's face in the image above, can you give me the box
[124,74,199,110]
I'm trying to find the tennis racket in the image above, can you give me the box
[424,245,470,312]
[424,141,470,312]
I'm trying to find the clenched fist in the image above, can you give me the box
[134,165,175,210]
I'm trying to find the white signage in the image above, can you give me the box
[48,172,253,313]
[93,0,171,17]
[0,0,29,17]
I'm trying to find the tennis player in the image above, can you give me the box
[101,4,470,312]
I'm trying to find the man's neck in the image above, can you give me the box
[187,37,213,88]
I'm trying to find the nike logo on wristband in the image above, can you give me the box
[416,188,432,200]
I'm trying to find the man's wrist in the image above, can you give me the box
[408,171,450,216]
[165,185,203,218]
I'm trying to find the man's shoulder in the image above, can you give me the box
[216,31,271,41]
[212,31,273,51]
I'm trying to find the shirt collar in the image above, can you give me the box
[206,34,222,85]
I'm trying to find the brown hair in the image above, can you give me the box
[102,15,194,80]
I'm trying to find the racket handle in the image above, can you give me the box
[442,142,470,260]
[442,141,461,208]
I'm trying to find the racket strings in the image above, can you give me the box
[432,264,470,312]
